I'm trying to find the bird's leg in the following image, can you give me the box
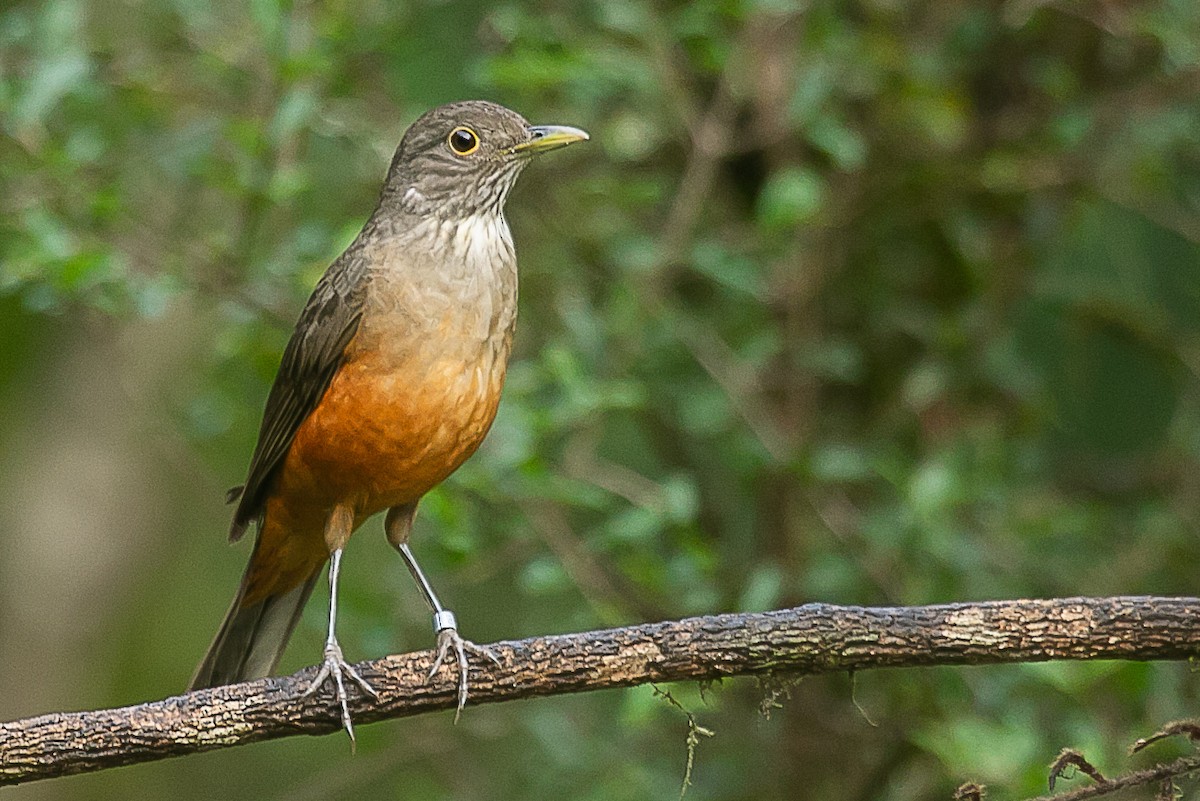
[399,541,502,720]
[386,504,501,722]
[302,506,378,744]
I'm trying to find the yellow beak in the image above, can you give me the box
[511,125,590,155]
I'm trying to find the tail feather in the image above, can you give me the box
[190,563,323,690]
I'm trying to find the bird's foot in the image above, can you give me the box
[427,612,501,723]
[301,639,379,744]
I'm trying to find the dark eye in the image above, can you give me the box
[448,126,480,155]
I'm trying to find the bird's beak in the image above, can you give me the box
[511,124,590,155]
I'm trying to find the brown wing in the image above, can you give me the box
[228,249,371,541]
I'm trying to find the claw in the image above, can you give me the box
[302,640,379,744]
[426,626,501,723]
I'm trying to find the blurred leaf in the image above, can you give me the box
[756,166,825,229]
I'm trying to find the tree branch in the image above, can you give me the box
[3,596,1198,786]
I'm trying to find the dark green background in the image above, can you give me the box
[2,1,1199,798]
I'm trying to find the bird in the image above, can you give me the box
[189,100,588,740]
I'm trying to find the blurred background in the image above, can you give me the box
[2,0,1199,798]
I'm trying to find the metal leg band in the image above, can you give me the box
[433,609,458,633]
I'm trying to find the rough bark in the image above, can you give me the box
[2,596,1198,786]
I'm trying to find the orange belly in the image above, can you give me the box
[242,344,506,604]
[283,348,505,516]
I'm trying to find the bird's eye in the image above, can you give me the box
[448,127,480,156]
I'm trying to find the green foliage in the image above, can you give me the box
[2,0,1199,799]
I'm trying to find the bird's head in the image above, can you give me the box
[382,100,588,220]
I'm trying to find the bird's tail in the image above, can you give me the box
[189,539,325,690]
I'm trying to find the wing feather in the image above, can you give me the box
[229,250,371,541]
